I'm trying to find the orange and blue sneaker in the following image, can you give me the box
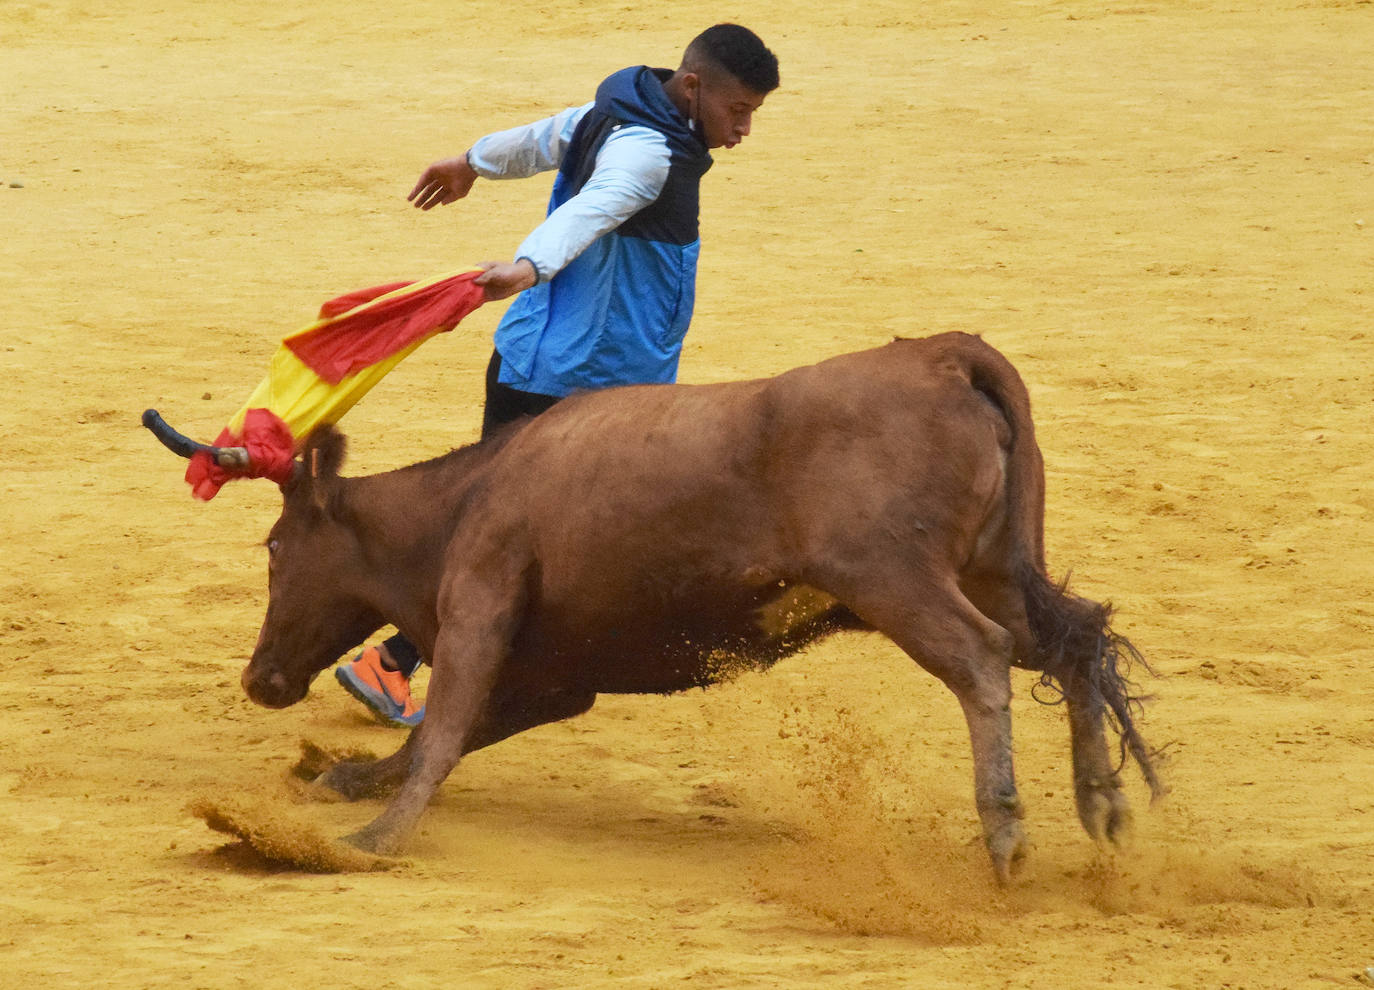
[334,646,425,727]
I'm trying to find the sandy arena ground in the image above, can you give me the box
[3,1,1372,986]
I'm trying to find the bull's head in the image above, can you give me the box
[144,411,387,707]
[239,428,386,708]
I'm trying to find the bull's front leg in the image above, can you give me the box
[342,617,508,856]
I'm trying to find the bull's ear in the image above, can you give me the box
[283,426,348,510]
[305,426,348,481]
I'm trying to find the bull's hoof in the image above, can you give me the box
[313,760,399,802]
[986,821,1029,885]
[295,776,348,803]
[1075,779,1134,847]
[341,822,404,857]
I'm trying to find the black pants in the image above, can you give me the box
[480,349,562,440]
[382,350,560,677]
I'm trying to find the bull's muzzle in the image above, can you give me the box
[241,661,309,709]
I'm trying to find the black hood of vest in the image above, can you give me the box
[594,65,710,166]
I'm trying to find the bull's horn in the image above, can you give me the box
[141,409,251,470]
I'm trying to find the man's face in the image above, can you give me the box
[689,71,767,150]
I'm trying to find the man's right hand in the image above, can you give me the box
[474,259,538,301]
[408,154,478,210]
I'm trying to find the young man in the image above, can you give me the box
[335,24,780,726]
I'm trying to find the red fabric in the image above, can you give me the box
[317,281,412,320]
[185,408,297,501]
[286,271,487,384]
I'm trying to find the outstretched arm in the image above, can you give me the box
[407,103,592,210]
[409,109,672,301]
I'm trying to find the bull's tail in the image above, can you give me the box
[959,334,1164,799]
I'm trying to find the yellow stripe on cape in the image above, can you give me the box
[226,333,437,442]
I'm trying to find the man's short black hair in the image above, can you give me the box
[688,24,780,94]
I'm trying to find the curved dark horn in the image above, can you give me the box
[141,409,251,470]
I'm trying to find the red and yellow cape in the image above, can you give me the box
[186,269,486,500]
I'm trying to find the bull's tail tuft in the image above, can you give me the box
[1019,560,1167,801]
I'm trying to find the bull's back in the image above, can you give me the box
[487,376,783,615]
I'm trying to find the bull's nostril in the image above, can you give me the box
[243,665,277,703]
[242,661,306,709]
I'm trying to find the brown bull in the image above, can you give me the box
[241,332,1162,882]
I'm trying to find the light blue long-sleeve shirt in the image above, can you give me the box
[469,105,673,283]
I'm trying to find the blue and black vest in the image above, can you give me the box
[493,66,713,398]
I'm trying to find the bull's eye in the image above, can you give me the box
[267,539,281,557]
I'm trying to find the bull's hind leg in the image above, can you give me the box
[311,687,594,802]
[312,731,418,801]
[1064,679,1132,847]
[844,576,1027,883]
[961,576,1132,845]
[962,572,1133,848]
